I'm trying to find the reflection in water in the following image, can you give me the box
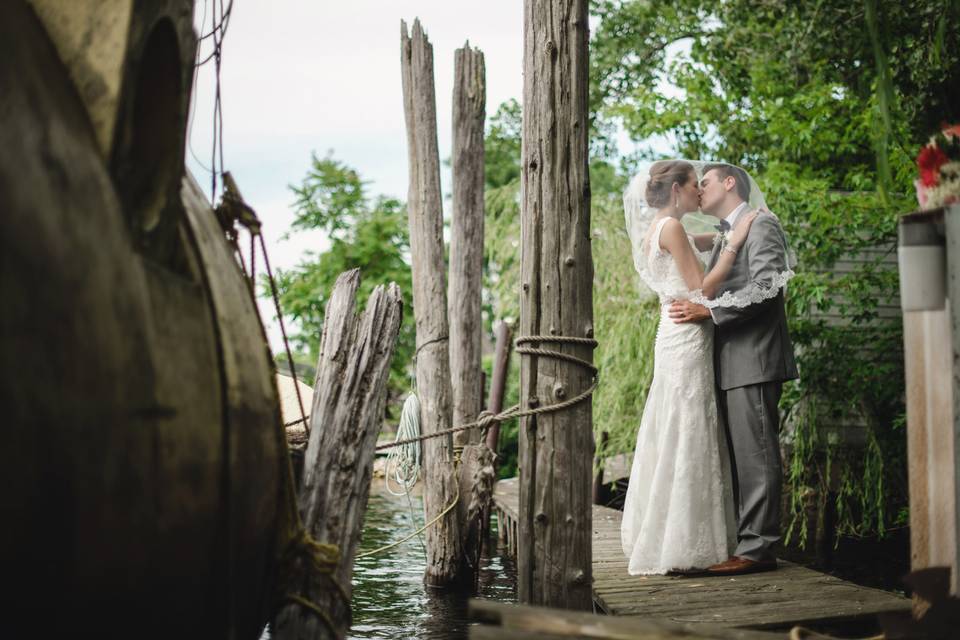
[350,491,517,639]
[261,490,517,639]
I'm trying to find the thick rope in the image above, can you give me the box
[384,393,422,496]
[355,452,462,559]
[216,173,311,437]
[215,175,336,632]
[374,335,598,452]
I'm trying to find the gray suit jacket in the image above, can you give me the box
[708,212,798,391]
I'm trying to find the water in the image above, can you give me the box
[348,490,517,639]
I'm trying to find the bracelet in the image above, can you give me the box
[723,244,739,255]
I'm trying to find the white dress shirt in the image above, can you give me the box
[722,201,749,229]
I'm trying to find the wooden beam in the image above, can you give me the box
[469,599,783,640]
[901,205,960,598]
[450,40,487,576]
[400,18,465,587]
[519,0,594,610]
[272,270,404,639]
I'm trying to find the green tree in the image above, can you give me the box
[586,0,960,542]
[271,152,414,401]
[590,0,960,189]
[485,99,522,189]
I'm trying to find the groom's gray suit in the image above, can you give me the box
[707,210,798,562]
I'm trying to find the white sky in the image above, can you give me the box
[186,2,679,352]
[187,1,525,349]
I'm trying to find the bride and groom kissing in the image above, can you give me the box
[620,160,798,576]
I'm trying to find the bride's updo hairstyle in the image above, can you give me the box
[645,160,695,208]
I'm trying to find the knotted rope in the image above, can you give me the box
[373,334,598,452]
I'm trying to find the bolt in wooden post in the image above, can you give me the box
[518,0,594,609]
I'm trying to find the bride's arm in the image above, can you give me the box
[659,213,758,298]
[690,232,716,252]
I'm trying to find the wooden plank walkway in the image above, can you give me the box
[492,478,910,632]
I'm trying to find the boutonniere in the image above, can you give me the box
[713,231,731,250]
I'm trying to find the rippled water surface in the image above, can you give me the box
[348,491,517,639]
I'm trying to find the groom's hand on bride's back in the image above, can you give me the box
[669,300,711,324]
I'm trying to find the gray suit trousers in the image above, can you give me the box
[718,381,783,561]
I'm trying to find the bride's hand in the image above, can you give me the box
[728,210,759,249]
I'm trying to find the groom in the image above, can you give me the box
[669,164,798,575]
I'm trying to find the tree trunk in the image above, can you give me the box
[518,0,594,609]
[450,41,487,577]
[273,270,404,639]
[400,18,464,587]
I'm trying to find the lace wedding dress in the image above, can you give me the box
[620,217,736,575]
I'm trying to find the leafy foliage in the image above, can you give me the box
[586,0,960,542]
[485,99,523,189]
[271,152,414,400]
[762,167,910,545]
[591,0,960,191]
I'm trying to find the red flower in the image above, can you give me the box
[918,145,949,187]
[942,123,960,138]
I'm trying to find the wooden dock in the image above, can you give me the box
[492,477,910,633]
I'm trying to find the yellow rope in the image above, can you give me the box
[356,455,462,559]
[281,594,337,635]
[374,334,599,451]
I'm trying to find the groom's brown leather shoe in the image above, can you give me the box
[705,556,777,576]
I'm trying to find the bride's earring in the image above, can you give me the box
[675,196,680,212]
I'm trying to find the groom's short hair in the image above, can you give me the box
[704,163,751,202]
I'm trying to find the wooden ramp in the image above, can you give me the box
[492,478,910,633]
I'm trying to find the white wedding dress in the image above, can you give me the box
[620,217,735,575]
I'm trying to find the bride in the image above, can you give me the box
[619,159,758,575]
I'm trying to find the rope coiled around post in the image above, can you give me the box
[375,334,598,452]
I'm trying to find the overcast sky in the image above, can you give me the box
[187,1,526,348]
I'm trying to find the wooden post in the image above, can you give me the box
[518,0,594,609]
[482,321,514,553]
[400,18,464,587]
[592,432,609,505]
[273,270,404,639]
[900,205,960,598]
[450,41,487,572]
[485,322,514,457]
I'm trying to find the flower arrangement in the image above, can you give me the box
[916,125,960,210]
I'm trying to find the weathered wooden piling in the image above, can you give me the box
[899,205,960,598]
[485,322,514,460]
[518,0,594,609]
[273,270,404,639]
[450,41,487,575]
[400,18,465,587]
[482,321,513,549]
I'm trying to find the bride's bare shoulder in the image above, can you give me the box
[657,217,687,249]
